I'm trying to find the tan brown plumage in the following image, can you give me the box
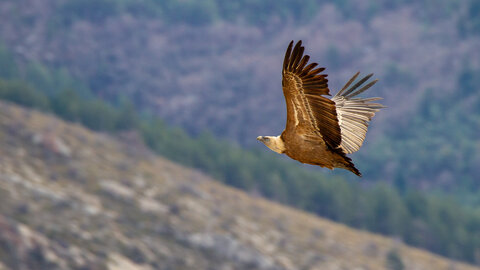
[257,40,384,176]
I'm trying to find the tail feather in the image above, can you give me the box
[347,163,362,177]
[334,148,362,176]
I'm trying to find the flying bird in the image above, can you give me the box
[257,40,384,176]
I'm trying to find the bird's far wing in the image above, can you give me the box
[282,40,341,149]
[332,72,384,154]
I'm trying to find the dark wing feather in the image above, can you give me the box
[282,40,341,149]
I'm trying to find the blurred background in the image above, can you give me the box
[0,0,479,269]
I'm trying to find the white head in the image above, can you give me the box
[256,135,286,154]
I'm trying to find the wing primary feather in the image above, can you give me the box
[295,55,310,73]
[308,67,326,76]
[300,63,319,75]
[283,41,294,71]
[336,71,360,97]
[340,73,374,97]
[289,41,303,71]
[292,46,305,70]
[354,97,383,103]
[346,79,379,98]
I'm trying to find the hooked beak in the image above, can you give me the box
[256,136,263,141]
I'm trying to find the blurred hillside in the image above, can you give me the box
[0,100,478,270]
[1,0,480,193]
[1,0,480,266]
[2,74,480,264]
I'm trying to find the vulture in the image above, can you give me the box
[257,40,384,176]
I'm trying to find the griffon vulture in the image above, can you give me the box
[257,40,384,176]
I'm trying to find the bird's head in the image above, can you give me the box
[256,135,286,154]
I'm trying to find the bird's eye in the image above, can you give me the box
[265,137,270,141]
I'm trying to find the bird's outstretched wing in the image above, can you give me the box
[333,72,384,154]
[282,40,341,149]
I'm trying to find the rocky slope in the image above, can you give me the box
[0,101,477,270]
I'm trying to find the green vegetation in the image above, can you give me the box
[1,44,480,264]
[0,80,50,111]
[0,80,137,133]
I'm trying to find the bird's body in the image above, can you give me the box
[280,130,357,174]
[257,40,384,176]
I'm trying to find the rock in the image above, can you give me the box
[107,253,152,270]
[100,180,135,200]
[32,132,71,157]
[185,233,278,270]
